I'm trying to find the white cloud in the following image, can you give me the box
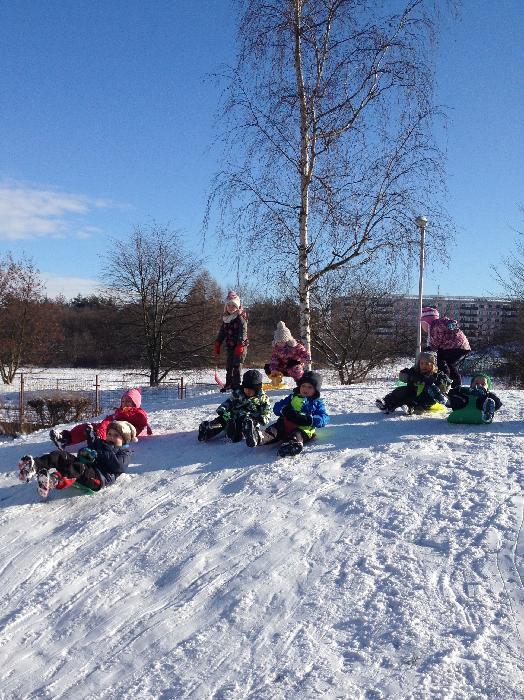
[41,272,100,300]
[0,181,115,240]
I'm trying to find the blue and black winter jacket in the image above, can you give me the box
[90,438,131,487]
[274,391,330,437]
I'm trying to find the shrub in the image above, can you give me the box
[27,394,93,428]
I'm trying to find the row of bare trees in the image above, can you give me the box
[0,225,415,385]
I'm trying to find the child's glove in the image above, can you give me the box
[216,407,231,422]
[427,385,446,405]
[234,344,244,357]
[84,424,97,446]
[282,404,312,426]
[77,447,97,464]
[213,341,221,356]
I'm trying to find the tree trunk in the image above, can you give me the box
[293,0,312,367]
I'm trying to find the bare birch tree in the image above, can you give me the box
[207,0,451,357]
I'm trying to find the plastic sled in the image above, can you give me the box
[447,396,485,425]
[262,381,287,391]
[72,482,97,495]
[263,372,287,391]
[414,402,447,414]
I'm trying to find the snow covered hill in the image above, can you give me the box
[0,374,522,699]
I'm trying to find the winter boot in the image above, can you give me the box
[243,418,261,448]
[50,428,70,450]
[278,440,303,458]
[481,397,496,424]
[18,455,36,482]
[198,421,210,442]
[375,399,392,413]
[37,468,61,498]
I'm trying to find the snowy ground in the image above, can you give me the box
[0,370,522,699]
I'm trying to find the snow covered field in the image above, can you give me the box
[0,370,522,699]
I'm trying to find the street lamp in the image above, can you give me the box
[415,215,428,358]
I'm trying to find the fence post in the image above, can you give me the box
[179,376,185,399]
[19,373,25,430]
[95,374,100,415]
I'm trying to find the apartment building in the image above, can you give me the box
[374,295,518,344]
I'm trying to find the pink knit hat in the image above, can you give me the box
[121,388,142,408]
[224,290,241,311]
[420,307,439,324]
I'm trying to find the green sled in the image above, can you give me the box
[72,482,97,495]
[447,395,485,425]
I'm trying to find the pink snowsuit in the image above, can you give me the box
[269,343,311,381]
[427,318,471,351]
[66,388,152,446]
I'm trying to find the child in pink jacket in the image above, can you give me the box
[49,387,152,449]
[264,321,311,383]
[421,307,471,389]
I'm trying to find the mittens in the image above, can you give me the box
[234,344,244,357]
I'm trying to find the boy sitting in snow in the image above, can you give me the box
[376,350,451,414]
[447,372,502,424]
[18,420,135,498]
[198,370,271,443]
[243,370,329,457]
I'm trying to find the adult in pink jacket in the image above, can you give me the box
[49,387,152,449]
[421,307,471,389]
[264,321,311,383]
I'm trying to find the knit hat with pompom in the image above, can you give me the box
[420,307,440,324]
[272,321,296,346]
[108,420,138,444]
[224,290,241,311]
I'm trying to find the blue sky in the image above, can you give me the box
[0,0,522,299]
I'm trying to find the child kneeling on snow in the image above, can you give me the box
[18,420,135,498]
[447,373,502,424]
[49,387,151,450]
[198,370,271,443]
[376,351,451,414]
[243,370,329,457]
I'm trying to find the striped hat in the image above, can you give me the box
[421,307,439,324]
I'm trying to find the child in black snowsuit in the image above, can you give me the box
[18,420,134,498]
[198,370,271,443]
[214,290,248,392]
[376,351,452,414]
[447,372,502,424]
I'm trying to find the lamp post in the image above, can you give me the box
[415,215,428,358]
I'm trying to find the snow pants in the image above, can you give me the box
[34,451,102,491]
[436,349,469,389]
[260,416,313,447]
[224,347,246,390]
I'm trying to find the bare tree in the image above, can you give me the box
[104,224,202,385]
[0,255,52,383]
[207,0,451,358]
[311,268,402,383]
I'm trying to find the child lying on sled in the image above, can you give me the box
[243,370,329,457]
[447,373,502,424]
[376,350,452,414]
[18,420,135,498]
[50,387,151,449]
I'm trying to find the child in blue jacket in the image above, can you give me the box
[243,370,329,457]
[18,420,134,498]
